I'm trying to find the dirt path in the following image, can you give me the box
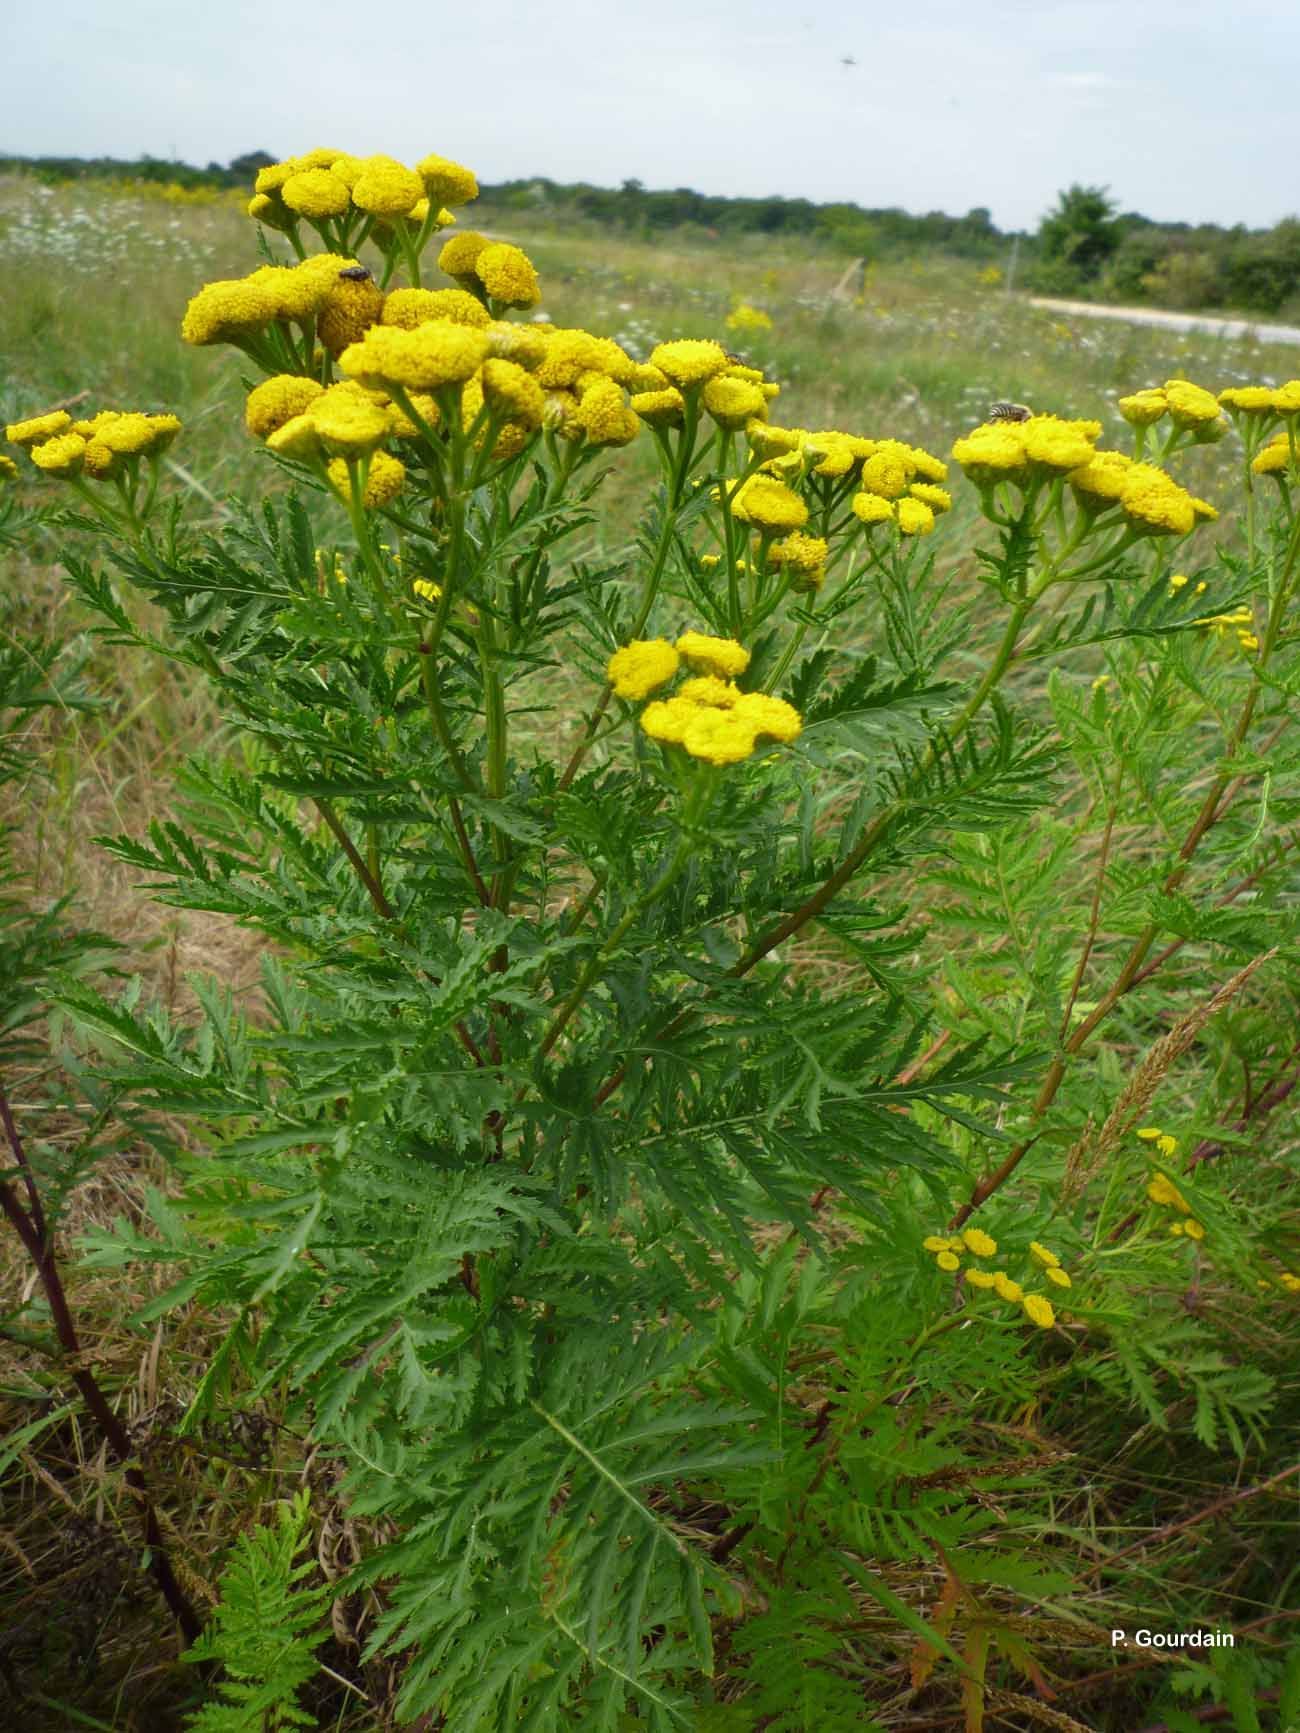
[1027,296,1300,349]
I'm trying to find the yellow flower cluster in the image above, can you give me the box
[925,1228,1071,1327]
[248,148,475,236]
[181,254,365,346]
[952,413,1103,485]
[608,635,802,766]
[725,301,774,333]
[1139,1128,1207,1242]
[1118,379,1226,437]
[1195,605,1258,654]
[1219,380,1300,421]
[5,408,181,481]
[1068,450,1216,537]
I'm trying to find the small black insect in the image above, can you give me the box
[988,400,1033,423]
[339,265,374,282]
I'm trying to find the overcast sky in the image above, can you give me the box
[4,0,1297,233]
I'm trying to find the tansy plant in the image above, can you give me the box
[7,147,1300,1731]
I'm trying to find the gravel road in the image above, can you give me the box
[1027,296,1300,348]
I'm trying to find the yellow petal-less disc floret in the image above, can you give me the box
[650,339,730,387]
[681,708,760,765]
[992,1273,1023,1303]
[676,632,751,678]
[896,498,936,536]
[1022,1294,1056,1329]
[1069,449,1133,507]
[909,482,952,514]
[574,378,640,447]
[1164,378,1223,430]
[702,375,769,431]
[961,1228,997,1258]
[730,474,808,533]
[1045,1266,1072,1289]
[474,243,541,310]
[6,410,73,447]
[438,230,492,283]
[1120,463,1200,537]
[950,423,1031,485]
[858,449,911,497]
[641,696,698,745]
[607,638,680,700]
[767,532,827,574]
[307,385,391,455]
[852,492,895,527]
[351,155,425,217]
[1147,1171,1191,1211]
[30,433,87,475]
[416,153,479,207]
[966,1268,997,1289]
[245,377,326,438]
[1252,436,1295,479]
[483,321,548,369]
[1218,386,1277,415]
[281,168,352,219]
[0,455,18,481]
[1028,1241,1060,1268]
[339,323,490,391]
[383,287,491,331]
[631,388,686,428]
[1118,388,1168,427]
[746,422,803,459]
[481,359,545,430]
[1272,381,1300,414]
[1021,414,1101,472]
[923,1235,954,1253]
[935,1250,961,1272]
[326,451,405,507]
[318,273,386,357]
[733,692,802,744]
[677,676,740,707]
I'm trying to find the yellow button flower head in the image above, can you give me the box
[1273,380,1300,414]
[1045,1265,1072,1288]
[536,329,609,388]
[896,498,936,536]
[438,230,492,283]
[966,1268,997,1289]
[385,391,439,438]
[950,423,1030,486]
[852,492,895,528]
[681,708,760,765]
[858,449,911,498]
[767,531,827,575]
[351,155,424,217]
[1164,379,1223,430]
[1022,1294,1055,1329]
[936,1250,961,1272]
[318,272,386,357]
[483,321,548,368]
[1028,1241,1060,1268]
[733,692,802,744]
[412,577,442,603]
[678,676,739,707]
[181,272,251,339]
[574,378,640,447]
[1252,436,1295,478]
[676,632,751,678]
[383,287,491,331]
[29,433,86,475]
[93,412,180,456]
[641,696,698,745]
[475,243,541,310]
[416,153,479,207]
[245,376,326,439]
[281,168,351,218]
[908,446,949,483]
[1218,386,1277,415]
[632,388,686,428]
[607,638,680,700]
[1183,1219,1206,1242]
[1136,1125,1163,1141]
[961,1228,997,1258]
[307,384,391,454]
[804,432,860,479]
[326,450,406,507]
[1279,1272,1300,1292]
[992,1273,1023,1303]
[1155,1132,1178,1158]
[1118,388,1168,427]
[247,192,293,231]
[266,414,323,460]
[1120,464,1199,537]
[909,483,952,514]
[1069,449,1132,507]
[1021,415,1100,472]
[629,362,670,392]
[481,359,545,430]
[746,422,803,459]
[340,322,490,391]
[650,339,730,387]
[923,1235,954,1253]
[6,410,73,447]
[730,474,808,533]
[0,454,18,481]
[702,375,769,431]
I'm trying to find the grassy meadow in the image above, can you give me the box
[3,172,1300,1731]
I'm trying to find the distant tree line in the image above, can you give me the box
[2,155,1296,317]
